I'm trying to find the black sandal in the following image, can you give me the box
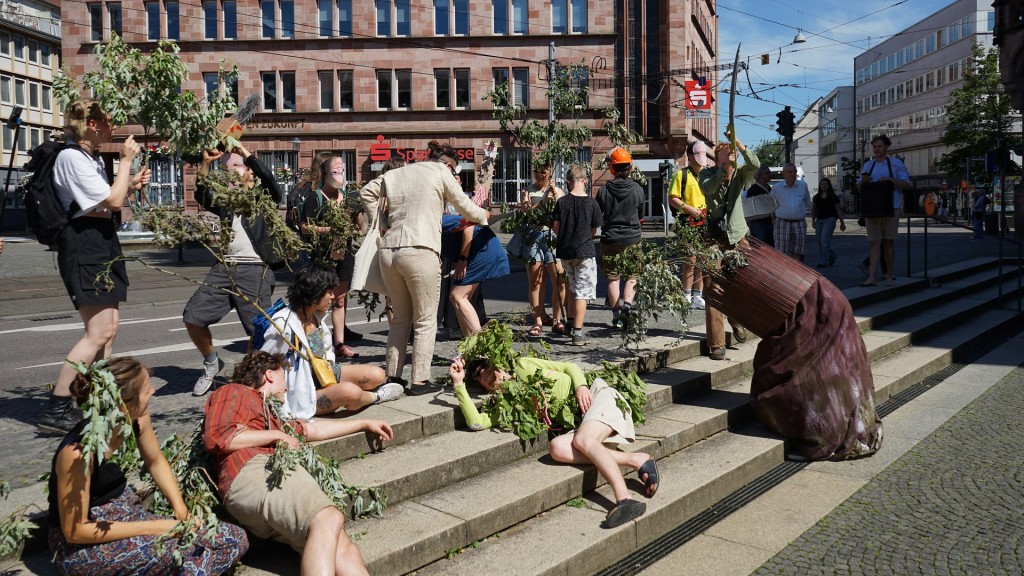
[605,498,646,528]
[638,459,659,497]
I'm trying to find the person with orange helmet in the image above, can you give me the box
[595,147,645,329]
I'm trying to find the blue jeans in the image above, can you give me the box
[972,213,985,239]
[814,217,837,266]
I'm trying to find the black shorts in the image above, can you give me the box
[57,216,128,310]
[182,263,275,336]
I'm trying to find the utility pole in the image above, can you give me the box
[0,106,24,232]
[547,41,559,179]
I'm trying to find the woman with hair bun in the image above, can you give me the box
[360,141,490,395]
[38,99,151,435]
[47,357,247,575]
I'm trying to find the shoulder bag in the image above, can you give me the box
[350,191,388,295]
[860,159,896,219]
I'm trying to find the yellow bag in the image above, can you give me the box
[309,355,337,388]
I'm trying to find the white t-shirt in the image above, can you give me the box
[53,145,111,218]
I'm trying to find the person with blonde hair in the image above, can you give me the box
[38,99,151,434]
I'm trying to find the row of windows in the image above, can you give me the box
[0,30,53,67]
[2,123,50,153]
[0,75,54,112]
[865,105,948,137]
[94,0,588,42]
[255,68,534,113]
[856,13,986,85]
[856,58,968,114]
[821,141,839,157]
[821,118,837,138]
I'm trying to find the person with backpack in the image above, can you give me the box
[182,144,284,397]
[668,141,710,310]
[595,147,645,329]
[38,99,151,434]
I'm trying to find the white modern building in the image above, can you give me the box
[853,0,995,197]
[792,96,822,193]
[818,86,856,202]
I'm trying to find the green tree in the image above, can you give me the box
[938,43,1021,185]
[752,138,784,167]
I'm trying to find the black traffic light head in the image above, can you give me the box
[775,106,795,139]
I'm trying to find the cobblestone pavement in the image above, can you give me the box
[754,364,1024,575]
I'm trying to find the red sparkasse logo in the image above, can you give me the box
[684,79,713,110]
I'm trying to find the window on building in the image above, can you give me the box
[2,126,11,152]
[435,69,450,108]
[261,0,275,38]
[146,2,160,40]
[262,71,277,110]
[338,0,352,36]
[319,70,334,109]
[280,0,295,38]
[0,31,9,56]
[570,66,588,106]
[492,147,531,203]
[395,0,411,36]
[512,68,529,106]
[27,40,37,63]
[0,76,9,103]
[377,70,391,108]
[396,70,412,108]
[12,35,22,59]
[493,68,509,106]
[454,68,470,108]
[89,3,103,41]
[988,11,995,32]
[493,0,508,34]
[224,1,237,38]
[376,0,390,36]
[40,43,50,66]
[29,82,38,108]
[203,0,218,39]
[961,15,971,37]
[435,0,450,35]
[937,29,945,49]
[204,72,219,99]
[512,0,528,34]
[887,54,895,70]
[30,127,40,149]
[896,49,904,67]
[227,75,239,103]
[281,72,296,111]
[552,0,566,33]
[926,34,935,53]
[14,79,24,106]
[42,85,51,111]
[338,70,353,109]
[16,127,26,152]
[318,0,333,36]
[936,66,945,86]
[107,3,122,36]
[454,0,468,34]
[571,0,586,33]
[166,1,179,39]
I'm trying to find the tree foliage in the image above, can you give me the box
[752,139,784,168]
[939,43,1022,184]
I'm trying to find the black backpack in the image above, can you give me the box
[22,141,79,247]
[285,181,311,234]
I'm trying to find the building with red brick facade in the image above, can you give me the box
[60,0,718,220]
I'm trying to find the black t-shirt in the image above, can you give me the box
[552,193,603,259]
[48,421,128,526]
[813,193,840,220]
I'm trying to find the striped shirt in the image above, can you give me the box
[203,383,307,497]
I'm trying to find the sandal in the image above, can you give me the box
[638,459,659,498]
[605,498,646,528]
[334,343,360,359]
[551,320,568,336]
[540,315,555,327]
[527,324,543,337]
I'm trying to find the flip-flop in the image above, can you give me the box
[638,458,659,497]
[605,498,646,528]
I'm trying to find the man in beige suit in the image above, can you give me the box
[360,141,490,395]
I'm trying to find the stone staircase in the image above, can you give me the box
[241,257,1024,576]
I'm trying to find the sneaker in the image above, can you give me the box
[690,295,706,310]
[373,382,404,404]
[709,347,727,361]
[571,328,590,346]
[193,357,225,397]
[405,380,443,396]
[37,395,82,435]
[611,309,623,329]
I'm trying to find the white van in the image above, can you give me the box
[767,166,804,187]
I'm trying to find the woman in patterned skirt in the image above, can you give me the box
[47,357,248,575]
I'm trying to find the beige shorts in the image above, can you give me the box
[599,243,637,281]
[580,377,636,445]
[223,454,335,553]
[866,209,901,241]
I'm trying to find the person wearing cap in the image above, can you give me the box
[595,147,645,330]
[744,165,775,246]
[668,141,710,310]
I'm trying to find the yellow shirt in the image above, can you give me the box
[668,167,706,211]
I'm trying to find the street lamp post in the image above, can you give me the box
[290,137,302,191]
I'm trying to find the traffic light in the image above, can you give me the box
[775,106,795,139]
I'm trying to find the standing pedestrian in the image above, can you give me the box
[860,134,911,287]
[38,99,151,434]
[668,141,710,310]
[971,189,989,240]
[517,161,567,337]
[770,164,811,261]
[182,145,284,397]
[811,178,846,268]
[744,165,775,247]
[595,147,644,329]
[552,164,603,345]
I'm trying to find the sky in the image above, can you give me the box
[717,0,960,148]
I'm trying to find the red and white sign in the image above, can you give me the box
[370,135,476,163]
[684,79,713,119]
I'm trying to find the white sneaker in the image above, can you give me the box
[373,382,404,404]
[691,295,706,310]
[193,358,224,397]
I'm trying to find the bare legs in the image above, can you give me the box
[450,283,482,337]
[53,304,120,396]
[548,421,649,503]
[303,507,368,576]
[606,278,637,312]
[866,239,894,285]
[331,280,351,350]
[314,364,387,415]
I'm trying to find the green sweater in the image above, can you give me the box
[454,357,587,431]
[698,146,760,246]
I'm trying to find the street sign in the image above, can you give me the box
[684,79,714,113]
[685,109,713,119]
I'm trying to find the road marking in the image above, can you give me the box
[17,337,249,369]
[169,321,242,332]
[0,315,182,335]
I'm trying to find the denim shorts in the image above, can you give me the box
[521,226,556,265]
